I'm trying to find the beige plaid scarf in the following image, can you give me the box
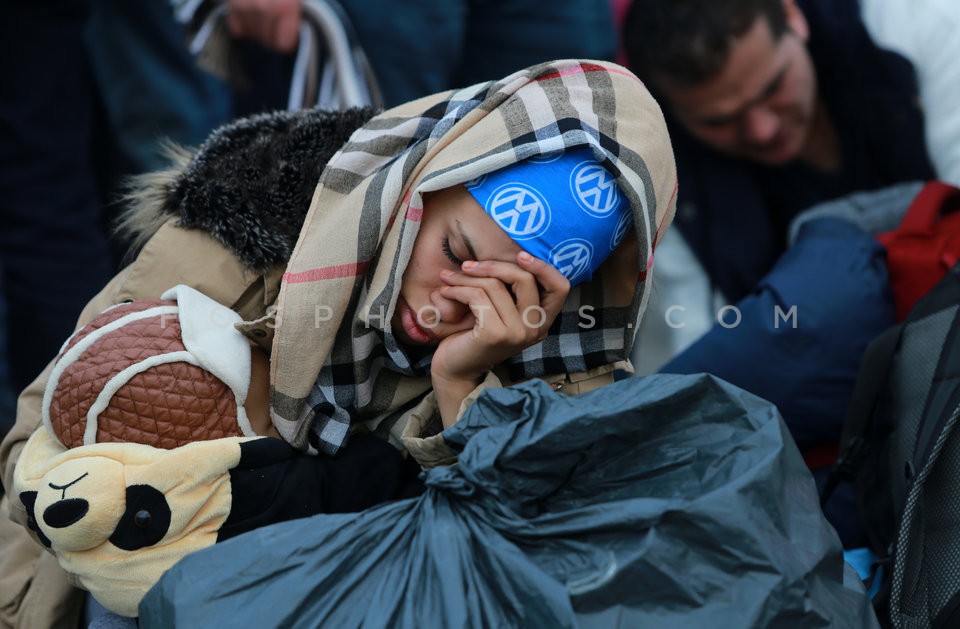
[268,59,677,454]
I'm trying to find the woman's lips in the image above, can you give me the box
[398,297,436,345]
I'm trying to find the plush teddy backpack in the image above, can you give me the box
[822,262,960,627]
[14,286,417,617]
[42,285,262,449]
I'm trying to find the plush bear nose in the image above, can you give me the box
[43,498,89,528]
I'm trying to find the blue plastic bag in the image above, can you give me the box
[141,375,878,628]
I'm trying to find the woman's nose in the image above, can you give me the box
[430,291,471,326]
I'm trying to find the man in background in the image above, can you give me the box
[622,0,956,370]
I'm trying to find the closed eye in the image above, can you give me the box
[442,236,465,266]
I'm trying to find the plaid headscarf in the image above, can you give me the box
[269,59,677,454]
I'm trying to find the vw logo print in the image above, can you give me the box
[610,210,632,251]
[464,174,487,190]
[487,183,551,239]
[549,239,594,282]
[570,161,621,217]
[527,152,563,164]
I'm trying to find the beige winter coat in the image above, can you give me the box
[0,219,623,628]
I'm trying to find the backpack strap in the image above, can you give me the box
[821,262,960,507]
[911,267,960,474]
[820,322,903,506]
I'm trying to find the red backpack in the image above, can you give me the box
[877,181,960,321]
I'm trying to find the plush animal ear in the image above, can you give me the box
[13,426,69,491]
[109,485,172,551]
[17,491,51,548]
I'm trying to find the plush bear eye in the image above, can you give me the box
[109,485,171,551]
[18,491,52,548]
[134,510,152,529]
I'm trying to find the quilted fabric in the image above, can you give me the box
[47,300,242,449]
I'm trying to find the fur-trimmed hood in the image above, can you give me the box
[119,107,376,272]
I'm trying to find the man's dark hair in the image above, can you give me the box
[624,0,789,89]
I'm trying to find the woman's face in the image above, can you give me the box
[394,185,523,347]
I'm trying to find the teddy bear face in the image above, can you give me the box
[24,455,127,552]
[21,455,177,556]
[14,428,245,617]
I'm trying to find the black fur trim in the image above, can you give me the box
[169,107,376,272]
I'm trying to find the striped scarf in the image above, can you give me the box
[268,59,677,454]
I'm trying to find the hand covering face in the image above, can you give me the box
[269,59,678,454]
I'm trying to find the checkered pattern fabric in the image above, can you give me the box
[269,59,677,454]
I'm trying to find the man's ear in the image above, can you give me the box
[783,0,809,42]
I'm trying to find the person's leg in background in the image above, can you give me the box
[458,0,617,87]
[338,0,468,107]
[0,0,231,457]
[0,1,114,399]
[86,0,233,262]
[339,0,613,107]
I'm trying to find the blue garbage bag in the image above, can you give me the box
[140,374,878,628]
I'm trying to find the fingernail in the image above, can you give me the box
[518,252,533,263]
[462,260,477,269]
[440,269,453,277]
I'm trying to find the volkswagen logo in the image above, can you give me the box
[486,183,551,239]
[610,210,632,251]
[549,239,594,283]
[570,161,621,218]
[527,152,563,164]
[464,174,487,190]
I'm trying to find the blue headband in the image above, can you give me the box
[466,148,632,286]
